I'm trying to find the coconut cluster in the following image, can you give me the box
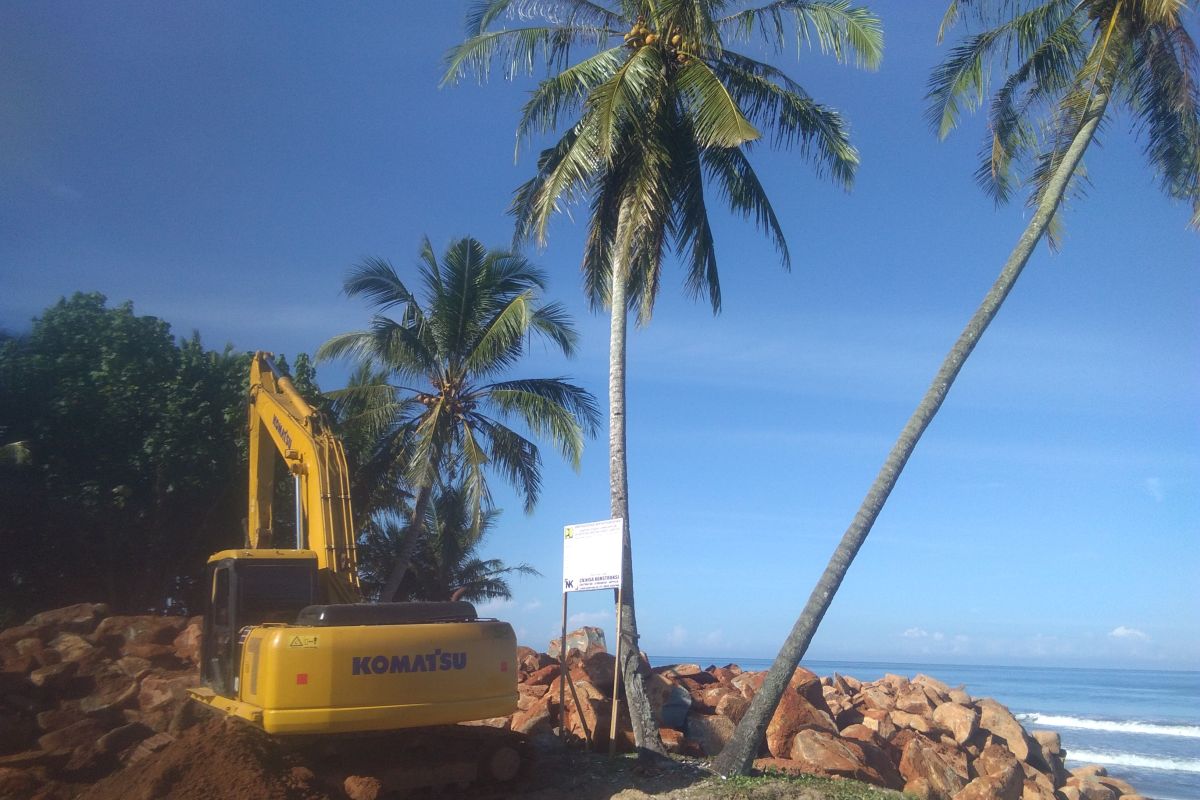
[623,19,693,64]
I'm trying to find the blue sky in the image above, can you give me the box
[3,2,1196,669]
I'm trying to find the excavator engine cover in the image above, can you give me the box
[235,614,517,735]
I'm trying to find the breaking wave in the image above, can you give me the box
[1066,749,1200,774]
[1019,712,1200,739]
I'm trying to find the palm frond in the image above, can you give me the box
[702,146,792,269]
[443,24,611,85]
[675,58,762,147]
[1125,20,1200,225]
[722,1,883,70]
[518,47,627,143]
[342,257,422,314]
[469,418,541,511]
[589,43,666,163]
[713,51,859,186]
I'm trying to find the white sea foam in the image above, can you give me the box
[1019,712,1200,739]
[1066,749,1200,774]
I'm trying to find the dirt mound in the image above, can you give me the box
[79,717,329,800]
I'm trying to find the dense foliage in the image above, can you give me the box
[0,294,252,618]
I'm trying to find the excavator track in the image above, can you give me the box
[285,724,532,796]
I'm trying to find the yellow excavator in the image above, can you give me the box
[188,353,518,742]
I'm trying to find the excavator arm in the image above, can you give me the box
[247,352,360,604]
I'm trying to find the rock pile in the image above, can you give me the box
[0,603,202,799]
[507,627,1147,800]
[0,609,1148,800]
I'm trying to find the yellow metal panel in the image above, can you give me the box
[235,620,517,735]
[207,549,317,564]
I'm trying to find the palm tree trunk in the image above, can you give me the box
[608,249,667,758]
[713,88,1111,777]
[380,482,433,602]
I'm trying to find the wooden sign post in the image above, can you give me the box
[560,518,624,755]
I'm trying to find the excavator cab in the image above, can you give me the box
[200,550,318,697]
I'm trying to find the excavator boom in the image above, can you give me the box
[247,352,359,603]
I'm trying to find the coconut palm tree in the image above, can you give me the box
[444,0,882,754]
[319,236,600,601]
[359,485,540,603]
[713,0,1198,776]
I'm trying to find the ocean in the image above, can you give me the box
[649,657,1200,800]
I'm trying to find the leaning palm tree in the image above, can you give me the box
[319,236,600,601]
[444,0,882,754]
[714,0,1198,776]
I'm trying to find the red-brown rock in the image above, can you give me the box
[36,717,107,752]
[976,698,1036,764]
[26,604,109,636]
[89,616,186,650]
[765,692,837,756]
[787,729,894,788]
[686,712,735,756]
[547,626,606,661]
[899,734,969,800]
[526,664,560,686]
[933,702,979,745]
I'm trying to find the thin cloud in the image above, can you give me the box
[1110,626,1150,641]
[1144,477,1164,502]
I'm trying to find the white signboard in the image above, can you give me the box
[562,518,623,592]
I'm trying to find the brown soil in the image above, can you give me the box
[78,718,330,800]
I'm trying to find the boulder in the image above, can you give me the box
[136,671,199,731]
[96,721,154,755]
[860,707,896,739]
[1071,765,1108,780]
[715,692,750,723]
[891,708,936,734]
[526,664,560,687]
[731,671,765,700]
[510,693,552,735]
[899,735,969,800]
[25,604,109,636]
[857,684,896,712]
[29,661,78,690]
[36,717,108,752]
[788,728,895,787]
[35,707,84,734]
[933,702,979,745]
[1074,779,1117,800]
[896,686,937,716]
[976,698,1036,764]
[517,646,554,675]
[47,633,96,664]
[1031,729,1060,755]
[913,673,952,699]
[1022,777,1058,800]
[1096,776,1137,797]
[686,711,735,756]
[90,615,186,650]
[344,774,384,800]
[955,772,1022,800]
[574,651,616,689]
[0,625,49,647]
[646,674,691,729]
[76,662,139,716]
[765,682,837,757]
[839,724,881,746]
[949,688,972,705]
[548,627,606,661]
[0,767,38,798]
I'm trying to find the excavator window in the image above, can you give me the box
[237,562,317,625]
